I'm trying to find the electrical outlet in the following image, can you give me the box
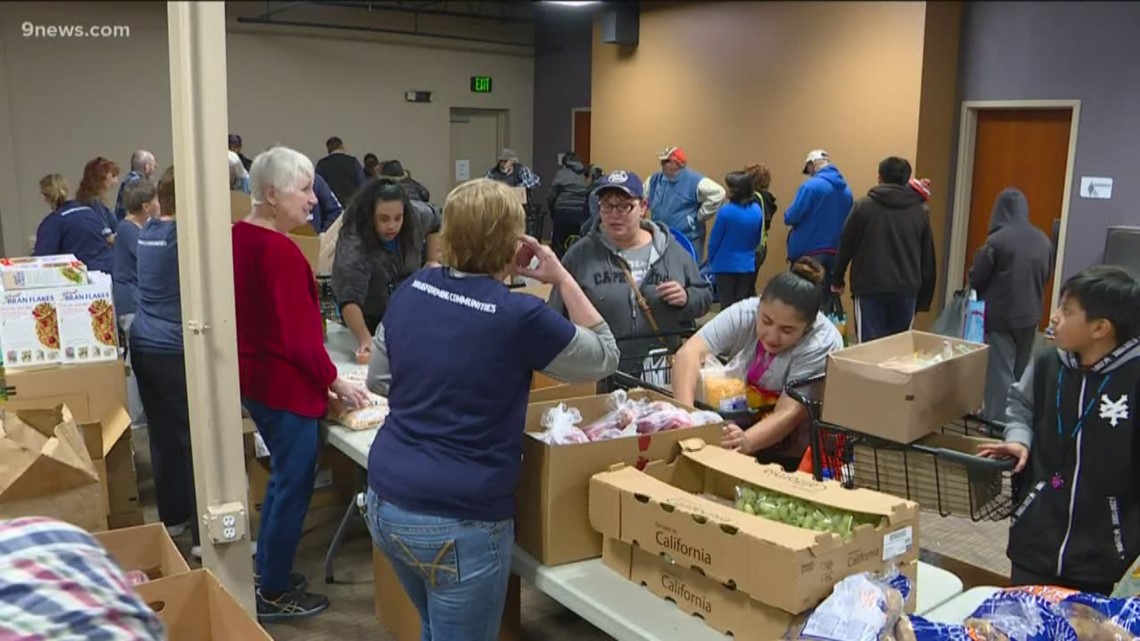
[204,502,248,545]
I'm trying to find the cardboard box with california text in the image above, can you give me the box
[516,390,723,566]
[822,331,989,443]
[589,439,919,614]
[602,538,917,641]
[0,404,106,532]
[373,548,521,641]
[93,522,191,582]
[136,570,272,640]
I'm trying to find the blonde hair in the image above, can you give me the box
[39,174,69,209]
[440,179,525,275]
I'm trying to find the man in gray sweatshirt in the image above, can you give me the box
[969,187,1054,422]
[549,169,713,383]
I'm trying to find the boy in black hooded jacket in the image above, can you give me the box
[980,266,1140,594]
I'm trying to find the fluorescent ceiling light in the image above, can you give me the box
[545,1,602,6]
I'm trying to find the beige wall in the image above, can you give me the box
[0,1,534,256]
[591,1,929,288]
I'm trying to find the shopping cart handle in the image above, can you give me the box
[785,374,825,409]
[913,444,1018,471]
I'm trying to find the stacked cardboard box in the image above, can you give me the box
[590,439,921,637]
[516,391,724,566]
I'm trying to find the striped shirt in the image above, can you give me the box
[0,517,166,640]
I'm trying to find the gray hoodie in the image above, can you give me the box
[969,188,1054,332]
[549,219,713,371]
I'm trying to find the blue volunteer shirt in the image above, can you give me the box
[114,171,143,221]
[33,200,114,274]
[129,219,183,353]
[111,219,142,316]
[368,267,576,522]
[84,199,118,235]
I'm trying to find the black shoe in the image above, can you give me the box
[254,572,308,591]
[256,588,329,622]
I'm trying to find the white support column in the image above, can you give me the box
[166,1,254,613]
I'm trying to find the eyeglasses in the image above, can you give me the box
[600,201,638,215]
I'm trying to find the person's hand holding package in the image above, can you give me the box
[331,377,371,410]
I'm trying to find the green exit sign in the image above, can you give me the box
[470,76,493,93]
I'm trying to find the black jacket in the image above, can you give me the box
[316,152,366,207]
[969,188,1054,332]
[832,184,936,310]
[547,161,589,224]
[1006,339,1140,586]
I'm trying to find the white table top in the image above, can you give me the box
[321,323,965,639]
[921,586,1002,625]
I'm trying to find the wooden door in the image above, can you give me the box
[964,108,1071,329]
[572,110,591,165]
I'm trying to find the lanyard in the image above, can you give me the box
[1056,369,1111,438]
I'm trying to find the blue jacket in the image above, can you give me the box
[648,167,704,241]
[33,200,114,274]
[310,173,343,232]
[114,171,143,222]
[784,165,854,260]
[708,201,763,274]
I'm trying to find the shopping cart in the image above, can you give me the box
[316,276,340,324]
[601,327,697,394]
[525,203,546,240]
[785,374,1017,521]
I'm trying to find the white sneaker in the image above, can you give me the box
[166,522,189,538]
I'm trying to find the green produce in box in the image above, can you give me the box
[733,484,881,541]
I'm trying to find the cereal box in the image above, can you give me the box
[0,288,63,366]
[56,274,118,364]
[0,255,88,291]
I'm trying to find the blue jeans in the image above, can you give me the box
[243,399,319,594]
[364,489,513,641]
[854,294,916,343]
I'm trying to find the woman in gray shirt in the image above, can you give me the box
[673,258,843,470]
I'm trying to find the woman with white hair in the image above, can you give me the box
[232,146,369,622]
[229,150,250,193]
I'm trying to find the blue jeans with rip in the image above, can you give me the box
[243,398,319,594]
[364,489,513,641]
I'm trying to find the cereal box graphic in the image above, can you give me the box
[56,276,118,364]
[0,288,63,366]
[0,255,88,291]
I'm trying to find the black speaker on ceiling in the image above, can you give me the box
[601,3,638,46]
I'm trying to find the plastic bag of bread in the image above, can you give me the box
[789,569,912,641]
[696,354,748,413]
[962,587,1080,641]
[1113,554,1140,598]
[1058,593,1140,641]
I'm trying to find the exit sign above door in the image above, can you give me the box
[470,76,492,93]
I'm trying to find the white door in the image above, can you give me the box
[449,109,504,189]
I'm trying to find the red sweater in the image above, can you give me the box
[232,222,337,418]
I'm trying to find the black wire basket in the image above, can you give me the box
[785,375,1016,521]
[316,276,340,324]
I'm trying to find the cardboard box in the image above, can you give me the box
[92,427,142,520]
[528,372,596,404]
[516,390,723,566]
[590,439,919,614]
[6,359,128,424]
[822,331,989,443]
[373,548,521,641]
[136,569,272,640]
[93,522,191,581]
[56,275,119,363]
[0,404,106,532]
[244,437,353,539]
[602,538,917,641]
[1,287,63,366]
[852,432,1004,518]
[289,224,321,274]
[0,254,88,290]
[229,190,251,223]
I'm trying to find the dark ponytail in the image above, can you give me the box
[761,257,825,322]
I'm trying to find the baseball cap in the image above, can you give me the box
[498,148,519,162]
[803,149,829,174]
[592,169,644,199]
[657,146,687,165]
[228,134,242,146]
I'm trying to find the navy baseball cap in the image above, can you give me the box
[228,134,242,146]
[592,169,644,199]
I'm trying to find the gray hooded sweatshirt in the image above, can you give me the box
[549,219,713,371]
[969,188,1054,332]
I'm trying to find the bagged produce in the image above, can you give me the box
[878,341,974,374]
[532,403,590,445]
[530,390,724,445]
[790,568,912,641]
[734,484,882,541]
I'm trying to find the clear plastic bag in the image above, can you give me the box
[696,353,749,413]
[1058,593,1140,641]
[532,403,590,445]
[963,587,1080,641]
[580,391,704,442]
[791,569,911,641]
[734,484,881,540]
